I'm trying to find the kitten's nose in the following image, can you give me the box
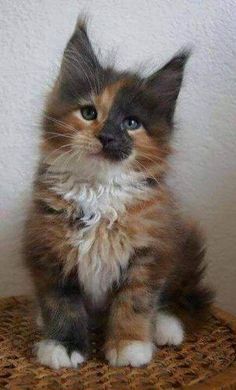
[98,133,115,147]
[98,125,133,161]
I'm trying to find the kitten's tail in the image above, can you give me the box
[159,223,214,329]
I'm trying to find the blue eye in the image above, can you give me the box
[122,117,141,131]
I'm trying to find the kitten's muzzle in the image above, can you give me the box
[98,130,133,161]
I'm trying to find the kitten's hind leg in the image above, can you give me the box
[155,223,213,347]
[155,311,184,346]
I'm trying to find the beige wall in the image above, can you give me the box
[0,0,235,313]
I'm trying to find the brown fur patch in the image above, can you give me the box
[43,79,126,153]
[25,22,212,365]
[93,80,126,125]
[130,128,171,179]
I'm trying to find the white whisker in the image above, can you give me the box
[44,115,78,134]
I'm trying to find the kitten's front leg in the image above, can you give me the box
[105,252,158,367]
[35,285,89,369]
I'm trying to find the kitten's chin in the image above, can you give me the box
[101,148,136,164]
[88,150,131,164]
[102,152,130,162]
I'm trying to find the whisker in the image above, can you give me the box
[42,143,74,164]
[44,149,73,182]
[45,131,75,141]
[136,152,166,165]
[58,151,80,186]
[58,148,87,188]
[134,141,166,152]
[44,115,78,134]
[131,159,160,185]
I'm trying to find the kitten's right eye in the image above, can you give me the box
[80,105,97,121]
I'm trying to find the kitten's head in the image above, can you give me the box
[43,18,189,182]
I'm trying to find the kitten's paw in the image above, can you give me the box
[155,312,184,346]
[105,341,154,367]
[35,339,85,369]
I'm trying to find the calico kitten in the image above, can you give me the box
[24,18,213,369]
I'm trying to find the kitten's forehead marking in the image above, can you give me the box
[71,80,126,132]
[94,79,126,122]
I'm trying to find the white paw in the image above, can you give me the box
[155,312,184,346]
[35,339,85,369]
[106,341,154,367]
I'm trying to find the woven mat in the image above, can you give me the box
[0,297,236,390]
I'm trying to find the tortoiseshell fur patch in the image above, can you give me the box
[24,18,213,369]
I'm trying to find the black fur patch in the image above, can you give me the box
[98,120,134,161]
[144,177,159,187]
[49,21,189,162]
[39,283,90,356]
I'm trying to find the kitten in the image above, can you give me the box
[24,18,213,369]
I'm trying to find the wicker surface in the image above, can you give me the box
[0,297,236,389]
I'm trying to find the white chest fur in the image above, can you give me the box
[51,172,151,304]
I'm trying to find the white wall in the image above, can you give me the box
[0,0,236,313]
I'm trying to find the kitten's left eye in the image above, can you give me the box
[121,117,141,131]
[81,105,97,121]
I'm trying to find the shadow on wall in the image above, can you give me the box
[0,194,34,297]
[204,172,236,315]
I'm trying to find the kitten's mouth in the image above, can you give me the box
[89,149,130,163]
[101,148,131,161]
[87,143,131,162]
[99,141,133,162]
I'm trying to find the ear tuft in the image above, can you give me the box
[67,14,91,49]
[57,14,103,102]
[146,48,191,125]
[75,15,89,32]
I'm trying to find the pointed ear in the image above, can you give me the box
[146,50,190,125]
[58,16,103,101]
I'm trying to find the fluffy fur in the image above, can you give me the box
[36,340,85,369]
[106,341,154,367]
[24,17,213,369]
[155,312,184,346]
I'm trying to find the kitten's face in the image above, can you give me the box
[43,19,189,180]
